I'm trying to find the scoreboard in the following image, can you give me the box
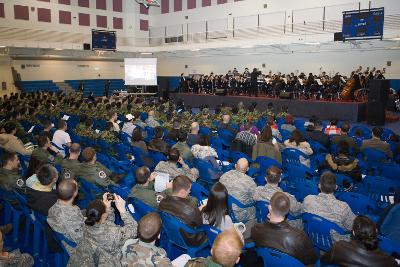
[342,8,384,41]
[92,30,116,51]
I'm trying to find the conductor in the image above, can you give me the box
[250,68,261,97]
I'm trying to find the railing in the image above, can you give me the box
[149,0,400,46]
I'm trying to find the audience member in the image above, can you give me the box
[159,175,206,246]
[219,158,256,222]
[25,164,58,215]
[251,192,317,265]
[172,130,194,162]
[77,147,122,188]
[166,120,181,141]
[0,122,33,155]
[321,216,397,267]
[155,148,198,182]
[252,126,281,164]
[284,130,313,167]
[361,127,393,158]
[185,229,243,267]
[52,120,71,157]
[304,119,330,148]
[331,122,359,154]
[324,140,362,185]
[100,122,119,144]
[219,114,238,134]
[30,135,61,163]
[234,123,257,147]
[281,114,296,133]
[303,171,356,231]
[187,122,201,147]
[0,151,23,191]
[40,119,55,140]
[67,194,138,266]
[121,212,172,266]
[0,231,34,267]
[121,113,136,138]
[201,182,233,231]
[191,136,222,178]
[47,180,84,252]
[129,166,159,208]
[253,167,302,218]
[108,112,120,132]
[148,126,169,154]
[324,119,341,135]
[59,143,82,180]
[133,111,146,129]
[145,110,161,128]
[131,127,148,153]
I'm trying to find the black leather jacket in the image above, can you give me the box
[251,221,318,265]
[159,195,207,246]
[321,240,397,267]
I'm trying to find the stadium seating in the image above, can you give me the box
[64,79,126,97]
[20,80,60,93]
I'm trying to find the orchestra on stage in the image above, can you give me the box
[179,66,387,102]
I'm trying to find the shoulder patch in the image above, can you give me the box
[98,171,107,179]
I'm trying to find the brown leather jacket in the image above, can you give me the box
[251,221,317,265]
[159,195,207,246]
[321,240,397,267]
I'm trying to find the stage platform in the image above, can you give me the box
[171,93,367,122]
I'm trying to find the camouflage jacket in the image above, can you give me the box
[121,239,172,267]
[67,212,137,267]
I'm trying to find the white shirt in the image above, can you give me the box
[52,129,71,157]
[122,122,136,137]
[112,122,120,132]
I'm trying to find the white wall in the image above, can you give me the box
[157,49,400,79]
[0,57,16,96]
[12,60,124,81]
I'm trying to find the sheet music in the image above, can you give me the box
[316,79,323,86]
[171,254,191,267]
[340,77,346,83]
[299,79,304,86]
[154,172,170,192]
[28,125,35,133]
[62,115,70,121]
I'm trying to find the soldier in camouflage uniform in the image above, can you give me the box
[67,194,137,267]
[47,180,84,254]
[219,158,256,223]
[121,212,172,267]
[0,231,34,267]
[76,147,117,188]
[59,143,82,180]
[303,172,356,231]
[0,151,24,192]
[253,166,303,229]
[74,118,98,140]
[185,229,244,267]
[99,123,119,144]
[154,148,199,182]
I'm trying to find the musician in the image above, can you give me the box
[180,73,188,93]
[250,68,261,97]
[233,68,239,75]
[190,76,199,94]
[243,68,250,78]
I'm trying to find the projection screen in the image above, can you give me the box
[124,58,157,85]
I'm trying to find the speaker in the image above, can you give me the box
[367,102,385,126]
[368,79,389,103]
[279,92,292,99]
[367,79,390,126]
[334,32,343,41]
[83,43,91,50]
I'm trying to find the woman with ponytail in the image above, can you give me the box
[321,215,397,267]
[67,193,138,267]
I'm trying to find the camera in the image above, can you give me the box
[107,193,115,201]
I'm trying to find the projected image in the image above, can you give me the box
[124,58,157,86]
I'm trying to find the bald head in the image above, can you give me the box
[138,212,162,243]
[235,158,249,173]
[57,179,78,201]
[191,122,199,132]
[211,229,243,267]
[148,110,155,117]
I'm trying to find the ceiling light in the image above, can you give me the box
[241,45,254,49]
[388,37,400,41]
[304,42,320,45]
[190,48,200,51]
[140,52,153,55]
[54,48,63,51]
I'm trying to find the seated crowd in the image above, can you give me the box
[0,91,399,267]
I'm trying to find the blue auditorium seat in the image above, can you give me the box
[256,247,305,267]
